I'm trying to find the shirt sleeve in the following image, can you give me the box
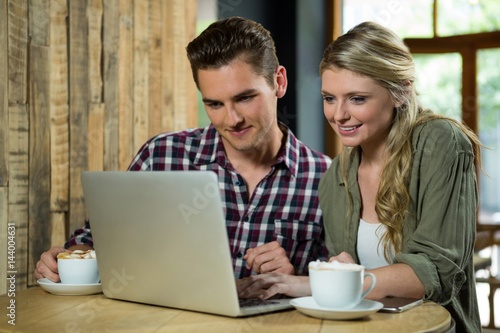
[127,140,153,171]
[64,219,94,248]
[393,120,477,304]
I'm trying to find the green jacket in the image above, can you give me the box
[319,119,481,333]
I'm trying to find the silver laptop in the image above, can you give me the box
[81,171,292,317]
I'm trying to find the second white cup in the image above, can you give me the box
[309,260,376,309]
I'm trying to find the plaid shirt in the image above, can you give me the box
[66,124,331,278]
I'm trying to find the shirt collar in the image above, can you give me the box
[193,123,300,177]
[191,124,219,166]
[275,123,299,178]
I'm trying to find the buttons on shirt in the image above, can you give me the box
[236,252,244,259]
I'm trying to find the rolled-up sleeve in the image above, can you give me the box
[393,120,477,304]
[64,219,94,248]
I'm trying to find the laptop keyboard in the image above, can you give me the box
[239,298,281,308]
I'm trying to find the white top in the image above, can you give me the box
[357,219,393,270]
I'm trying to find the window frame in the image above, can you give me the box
[325,0,500,225]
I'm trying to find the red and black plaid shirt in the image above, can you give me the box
[66,124,331,278]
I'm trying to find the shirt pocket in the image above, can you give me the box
[273,219,322,255]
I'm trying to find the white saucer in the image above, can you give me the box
[37,278,102,296]
[290,297,383,320]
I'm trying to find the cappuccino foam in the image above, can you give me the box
[57,249,96,260]
[308,260,363,271]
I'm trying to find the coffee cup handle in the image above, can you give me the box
[361,272,377,299]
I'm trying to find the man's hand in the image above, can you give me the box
[34,246,67,282]
[34,245,93,282]
[243,241,294,275]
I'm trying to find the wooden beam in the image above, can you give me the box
[405,31,500,53]
[133,0,149,149]
[88,103,104,171]
[88,0,103,104]
[8,0,29,105]
[8,105,29,290]
[49,0,69,212]
[0,0,8,186]
[148,0,163,137]
[172,0,198,130]
[116,0,135,170]
[68,0,89,232]
[432,0,437,37]
[162,0,175,133]
[7,0,29,292]
[29,44,51,286]
[103,0,120,171]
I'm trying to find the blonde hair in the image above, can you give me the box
[320,21,482,260]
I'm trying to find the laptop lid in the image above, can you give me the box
[81,171,291,317]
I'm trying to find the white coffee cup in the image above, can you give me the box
[57,250,100,284]
[309,260,376,309]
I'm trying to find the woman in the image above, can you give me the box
[238,21,482,332]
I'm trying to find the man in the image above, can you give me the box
[35,16,331,281]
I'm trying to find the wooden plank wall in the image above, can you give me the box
[0,0,198,292]
[0,0,9,297]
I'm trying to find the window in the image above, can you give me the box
[413,53,462,121]
[478,48,500,219]
[337,0,500,223]
[438,0,500,36]
[342,0,434,38]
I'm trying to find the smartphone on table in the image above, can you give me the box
[378,297,424,313]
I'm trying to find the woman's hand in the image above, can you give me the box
[237,273,311,300]
[328,251,356,264]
